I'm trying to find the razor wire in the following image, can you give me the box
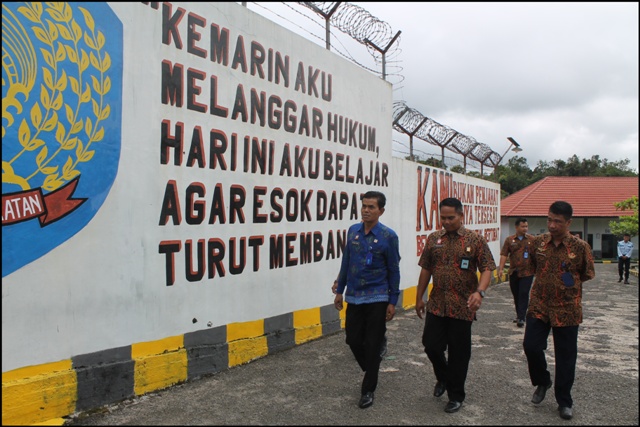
[298,2,400,56]
[297,2,404,83]
[249,3,505,173]
[249,2,404,85]
[392,101,504,172]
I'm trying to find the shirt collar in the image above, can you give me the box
[357,221,382,236]
[542,232,573,246]
[442,226,466,237]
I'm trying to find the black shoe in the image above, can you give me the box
[618,278,623,282]
[532,381,552,404]
[624,280,630,284]
[433,381,446,397]
[380,336,388,358]
[513,318,518,323]
[358,392,374,409]
[444,401,462,413]
[517,319,525,328]
[558,406,573,420]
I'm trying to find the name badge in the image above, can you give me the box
[561,271,575,287]
[561,262,574,287]
[460,256,471,270]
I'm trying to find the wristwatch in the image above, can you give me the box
[477,290,485,298]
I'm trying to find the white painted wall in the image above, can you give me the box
[1,2,500,373]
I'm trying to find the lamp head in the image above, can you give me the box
[507,137,522,152]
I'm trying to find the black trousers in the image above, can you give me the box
[509,273,533,321]
[345,302,387,394]
[422,312,472,402]
[618,257,631,280]
[523,317,579,408]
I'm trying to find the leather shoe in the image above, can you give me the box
[559,406,573,420]
[444,400,462,413]
[358,392,374,409]
[618,278,623,283]
[624,280,629,284]
[433,381,446,397]
[532,381,552,404]
[517,319,525,328]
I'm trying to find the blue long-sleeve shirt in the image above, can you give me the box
[618,240,634,258]
[336,221,401,306]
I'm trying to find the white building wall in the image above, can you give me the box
[1,1,500,374]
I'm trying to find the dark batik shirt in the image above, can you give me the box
[500,233,535,277]
[528,232,595,326]
[418,227,496,321]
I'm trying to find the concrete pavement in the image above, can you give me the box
[67,263,638,425]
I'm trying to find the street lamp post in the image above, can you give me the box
[497,137,523,164]
[493,137,523,177]
[507,137,523,153]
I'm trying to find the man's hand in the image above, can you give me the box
[386,304,395,322]
[331,280,338,294]
[467,291,483,312]
[334,294,343,311]
[415,299,426,319]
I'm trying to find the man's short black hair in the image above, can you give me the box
[549,201,573,220]
[624,233,631,238]
[362,191,386,209]
[440,197,463,215]
[515,217,528,226]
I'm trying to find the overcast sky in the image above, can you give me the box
[249,2,639,173]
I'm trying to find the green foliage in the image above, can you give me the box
[609,196,639,237]
[405,155,447,169]
[532,155,637,178]
[450,165,465,174]
[487,156,533,196]
[419,156,446,169]
[488,154,637,198]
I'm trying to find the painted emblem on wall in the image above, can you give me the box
[2,2,122,277]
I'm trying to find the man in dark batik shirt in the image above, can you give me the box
[524,201,595,421]
[415,197,496,414]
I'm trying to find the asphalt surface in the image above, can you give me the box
[67,263,638,426]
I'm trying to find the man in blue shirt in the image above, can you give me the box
[334,190,401,409]
[617,233,634,284]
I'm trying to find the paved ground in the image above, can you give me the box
[67,263,638,426]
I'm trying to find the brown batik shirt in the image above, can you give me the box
[500,233,535,277]
[418,227,496,321]
[528,232,595,327]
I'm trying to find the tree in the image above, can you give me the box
[489,156,533,197]
[609,196,639,237]
[489,154,637,198]
[422,157,446,169]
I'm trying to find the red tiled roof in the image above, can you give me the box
[501,176,639,217]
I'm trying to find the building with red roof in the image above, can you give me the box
[500,176,638,259]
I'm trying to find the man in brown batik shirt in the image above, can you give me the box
[524,201,595,421]
[415,197,496,414]
[498,217,535,327]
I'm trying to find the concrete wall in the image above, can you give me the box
[1,3,501,424]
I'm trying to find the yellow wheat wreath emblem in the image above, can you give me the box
[2,2,112,194]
